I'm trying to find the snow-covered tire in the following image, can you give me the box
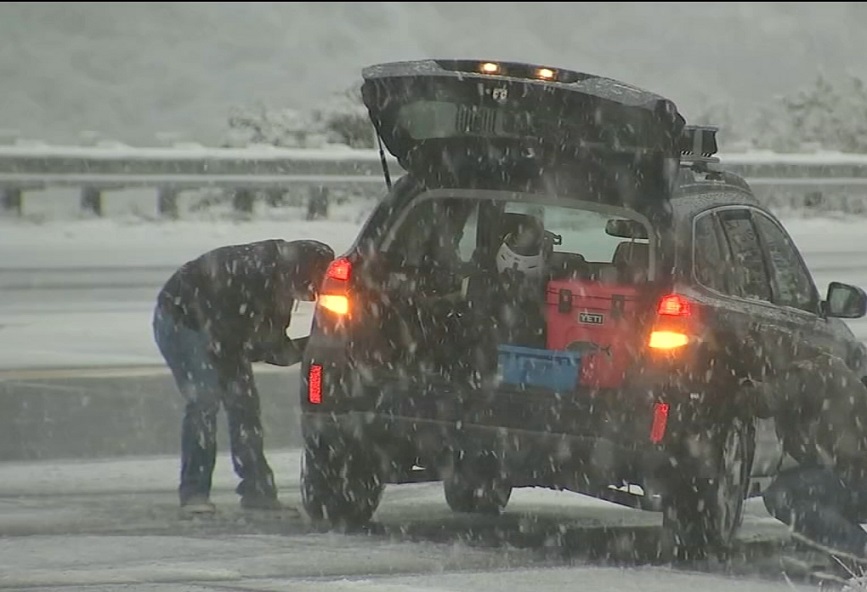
[661,417,756,561]
[443,452,512,515]
[300,438,384,528]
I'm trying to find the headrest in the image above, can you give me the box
[613,241,649,268]
[500,212,542,240]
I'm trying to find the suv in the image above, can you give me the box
[298,60,867,558]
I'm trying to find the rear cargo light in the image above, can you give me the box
[480,61,501,74]
[308,364,323,404]
[318,257,352,316]
[535,67,556,80]
[650,402,670,444]
[648,294,693,350]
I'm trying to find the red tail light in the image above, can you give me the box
[318,257,352,316]
[650,401,670,443]
[657,294,691,317]
[326,258,352,282]
[648,294,693,350]
[308,364,323,404]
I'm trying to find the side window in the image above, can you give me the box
[718,210,773,302]
[693,213,730,293]
[456,208,478,262]
[752,212,818,313]
[388,198,478,268]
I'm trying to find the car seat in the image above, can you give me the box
[612,241,650,283]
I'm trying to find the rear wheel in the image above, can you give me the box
[300,437,384,528]
[661,417,756,561]
[443,452,512,515]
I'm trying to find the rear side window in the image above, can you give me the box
[503,202,652,282]
[383,193,653,284]
[752,212,818,313]
[387,198,479,268]
[718,210,772,302]
[505,203,637,261]
[693,213,730,293]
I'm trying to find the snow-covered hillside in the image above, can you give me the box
[2,3,867,145]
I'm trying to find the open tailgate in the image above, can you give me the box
[361,59,687,204]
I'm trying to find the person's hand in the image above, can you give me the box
[253,336,309,367]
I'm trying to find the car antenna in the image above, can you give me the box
[375,130,392,191]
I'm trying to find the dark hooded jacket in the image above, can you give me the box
[157,239,334,363]
[774,353,867,486]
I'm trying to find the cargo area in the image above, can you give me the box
[350,59,690,395]
[363,189,660,394]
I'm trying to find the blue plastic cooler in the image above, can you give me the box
[496,345,582,391]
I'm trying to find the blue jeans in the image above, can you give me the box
[152,305,276,504]
[763,466,867,558]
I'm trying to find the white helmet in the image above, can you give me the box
[496,218,545,279]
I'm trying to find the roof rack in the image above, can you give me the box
[679,125,720,170]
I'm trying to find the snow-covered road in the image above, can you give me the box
[1,213,866,590]
[0,448,816,592]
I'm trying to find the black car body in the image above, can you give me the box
[298,59,867,557]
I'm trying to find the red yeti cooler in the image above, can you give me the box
[546,279,642,389]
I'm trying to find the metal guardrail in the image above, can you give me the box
[0,144,399,217]
[2,143,867,217]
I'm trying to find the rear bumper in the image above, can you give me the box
[301,409,670,492]
[299,365,682,491]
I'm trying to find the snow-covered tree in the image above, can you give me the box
[309,83,375,149]
[690,75,867,153]
[225,103,316,148]
[224,84,374,149]
[687,101,752,152]
[752,75,867,153]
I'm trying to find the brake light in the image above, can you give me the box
[648,293,693,350]
[657,294,691,317]
[326,258,352,282]
[650,402,670,443]
[308,364,323,404]
[318,257,352,316]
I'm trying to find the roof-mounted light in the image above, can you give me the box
[479,62,501,75]
[535,67,556,80]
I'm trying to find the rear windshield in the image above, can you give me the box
[381,190,654,284]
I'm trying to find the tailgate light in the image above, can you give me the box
[535,67,556,80]
[308,364,323,405]
[648,293,693,350]
[463,60,563,81]
[317,257,352,316]
[650,402,670,444]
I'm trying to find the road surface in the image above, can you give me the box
[2,215,866,589]
[0,429,820,592]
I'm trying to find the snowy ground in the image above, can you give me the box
[1,210,867,590]
[0,448,817,592]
